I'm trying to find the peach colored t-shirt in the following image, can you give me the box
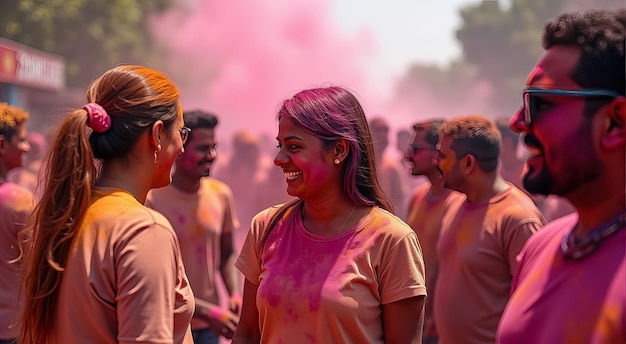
[56,188,194,344]
[236,204,426,343]
[146,177,239,330]
[0,181,33,340]
[405,183,465,335]
[434,185,546,344]
[406,183,465,284]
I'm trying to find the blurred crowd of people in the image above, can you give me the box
[0,7,623,344]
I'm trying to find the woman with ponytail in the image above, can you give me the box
[19,65,194,343]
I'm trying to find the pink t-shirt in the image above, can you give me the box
[236,204,426,343]
[146,177,239,329]
[0,182,33,339]
[435,185,546,344]
[56,188,194,344]
[497,213,626,344]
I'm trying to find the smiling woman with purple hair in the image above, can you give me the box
[233,86,426,343]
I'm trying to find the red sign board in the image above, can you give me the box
[0,38,65,90]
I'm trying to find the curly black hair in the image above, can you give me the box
[543,9,625,95]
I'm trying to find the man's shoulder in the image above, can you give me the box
[505,184,538,204]
[536,213,577,234]
[0,180,33,197]
[499,185,544,216]
[146,183,179,203]
[201,176,230,189]
[0,181,34,211]
[524,213,578,248]
[201,177,235,197]
[148,177,232,197]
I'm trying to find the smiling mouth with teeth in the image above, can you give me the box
[285,171,302,180]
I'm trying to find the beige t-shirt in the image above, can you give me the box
[0,182,33,340]
[406,184,464,284]
[236,204,426,343]
[434,185,546,344]
[147,177,239,329]
[405,183,464,332]
[56,188,194,344]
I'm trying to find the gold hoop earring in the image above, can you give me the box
[153,143,161,164]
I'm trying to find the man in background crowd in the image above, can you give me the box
[434,115,545,344]
[147,110,240,343]
[369,116,409,219]
[404,119,464,344]
[0,103,33,344]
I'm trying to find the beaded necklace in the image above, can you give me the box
[561,212,625,260]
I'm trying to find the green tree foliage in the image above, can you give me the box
[396,0,623,117]
[455,0,570,114]
[394,60,480,113]
[0,0,174,88]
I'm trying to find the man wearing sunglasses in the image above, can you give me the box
[497,9,625,343]
[404,119,465,344]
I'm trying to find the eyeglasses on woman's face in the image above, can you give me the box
[179,127,191,144]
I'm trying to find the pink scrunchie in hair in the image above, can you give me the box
[83,103,111,133]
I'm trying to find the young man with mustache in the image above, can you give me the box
[404,119,464,344]
[147,110,241,344]
[433,115,545,344]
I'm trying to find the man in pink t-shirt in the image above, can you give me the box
[434,115,545,344]
[147,110,240,344]
[0,103,33,343]
[497,9,625,343]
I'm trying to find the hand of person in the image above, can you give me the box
[229,293,243,314]
[208,306,239,339]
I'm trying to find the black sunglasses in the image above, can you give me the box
[407,143,435,154]
[523,88,622,125]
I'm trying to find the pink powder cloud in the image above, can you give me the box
[150,0,380,140]
[149,0,495,155]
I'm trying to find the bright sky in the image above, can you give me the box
[157,0,490,139]
[332,0,482,74]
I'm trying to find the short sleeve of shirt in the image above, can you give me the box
[115,221,180,343]
[503,220,543,275]
[235,207,275,285]
[378,230,427,305]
